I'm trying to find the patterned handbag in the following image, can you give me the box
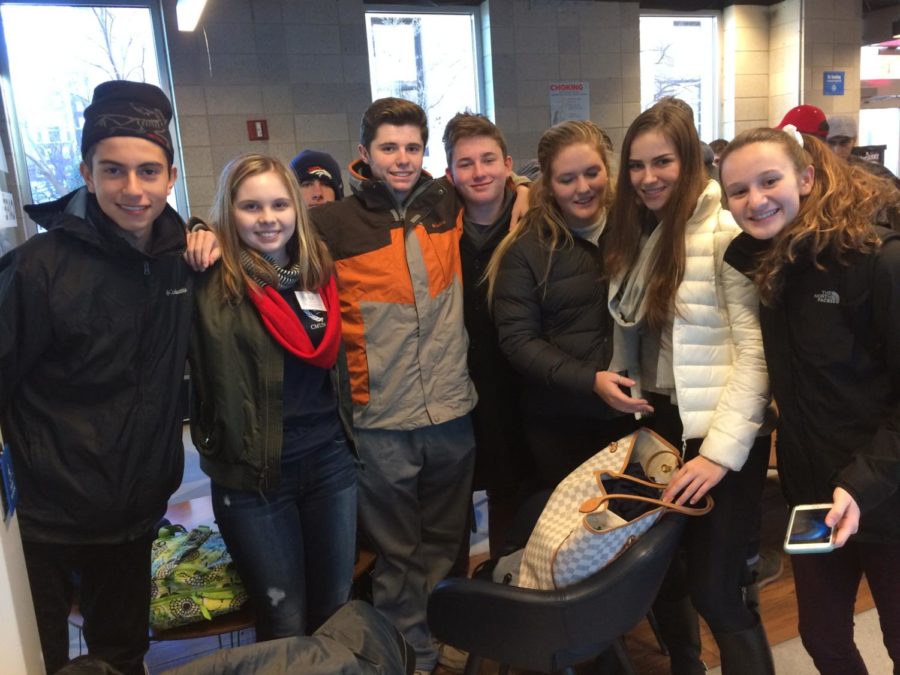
[518,428,713,590]
[149,524,248,631]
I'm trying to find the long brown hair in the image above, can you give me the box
[209,154,333,304]
[485,120,614,301]
[718,128,889,305]
[604,100,708,331]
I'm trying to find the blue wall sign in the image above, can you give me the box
[824,71,845,96]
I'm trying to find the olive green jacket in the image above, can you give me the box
[188,266,356,492]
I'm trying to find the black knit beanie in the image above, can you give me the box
[290,149,344,200]
[81,80,174,162]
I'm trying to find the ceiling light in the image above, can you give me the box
[177,0,207,32]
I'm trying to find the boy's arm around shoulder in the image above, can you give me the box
[0,244,55,410]
[183,217,221,272]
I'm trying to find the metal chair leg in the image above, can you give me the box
[646,609,669,655]
[463,654,483,675]
[612,637,637,675]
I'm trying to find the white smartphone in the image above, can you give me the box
[783,504,835,554]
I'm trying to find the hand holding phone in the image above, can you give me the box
[593,371,654,415]
[827,487,860,547]
[784,504,835,554]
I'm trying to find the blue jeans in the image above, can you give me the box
[211,434,357,640]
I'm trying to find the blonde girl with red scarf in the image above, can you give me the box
[188,154,357,640]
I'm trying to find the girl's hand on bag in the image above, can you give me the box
[826,488,860,548]
[593,371,654,414]
[661,455,727,506]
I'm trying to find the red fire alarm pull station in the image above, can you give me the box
[247,119,269,141]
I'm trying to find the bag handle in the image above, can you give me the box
[587,489,714,517]
[580,469,714,516]
[587,447,681,495]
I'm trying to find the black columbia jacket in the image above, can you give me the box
[0,187,192,544]
[726,228,900,543]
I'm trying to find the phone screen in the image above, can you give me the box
[788,507,833,545]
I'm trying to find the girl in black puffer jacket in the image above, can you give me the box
[720,127,900,675]
[485,121,636,489]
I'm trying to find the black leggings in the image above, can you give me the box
[648,393,771,633]
[522,412,640,490]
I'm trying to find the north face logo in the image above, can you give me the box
[813,290,839,304]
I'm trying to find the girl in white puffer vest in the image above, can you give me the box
[596,99,773,675]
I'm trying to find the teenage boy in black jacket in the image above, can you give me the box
[0,81,191,675]
[442,113,531,559]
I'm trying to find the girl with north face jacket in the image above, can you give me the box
[595,100,773,674]
[720,126,900,675]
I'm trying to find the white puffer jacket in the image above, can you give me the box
[610,180,769,471]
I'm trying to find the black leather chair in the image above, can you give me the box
[427,513,685,675]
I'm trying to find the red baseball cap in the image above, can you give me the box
[776,105,829,139]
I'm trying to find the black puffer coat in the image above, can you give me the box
[491,227,617,421]
[460,198,528,491]
[726,228,900,543]
[0,187,192,544]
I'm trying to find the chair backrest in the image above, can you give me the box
[428,513,685,672]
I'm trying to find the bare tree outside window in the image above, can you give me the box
[365,10,481,176]
[640,16,718,140]
[1,4,160,203]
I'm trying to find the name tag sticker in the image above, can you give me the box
[295,290,325,312]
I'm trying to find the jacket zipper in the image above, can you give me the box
[258,334,272,495]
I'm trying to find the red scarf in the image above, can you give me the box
[247,276,341,369]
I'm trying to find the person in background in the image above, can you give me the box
[709,138,728,167]
[720,124,900,675]
[486,120,637,492]
[825,115,857,161]
[595,100,773,674]
[188,154,357,640]
[516,158,542,182]
[826,115,900,188]
[776,104,830,140]
[0,80,190,675]
[290,149,344,209]
[700,141,717,180]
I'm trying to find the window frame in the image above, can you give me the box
[639,9,722,142]
[363,3,486,175]
[0,0,185,237]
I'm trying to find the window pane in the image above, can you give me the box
[1,4,161,203]
[640,15,718,140]
[366,11,480,177]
